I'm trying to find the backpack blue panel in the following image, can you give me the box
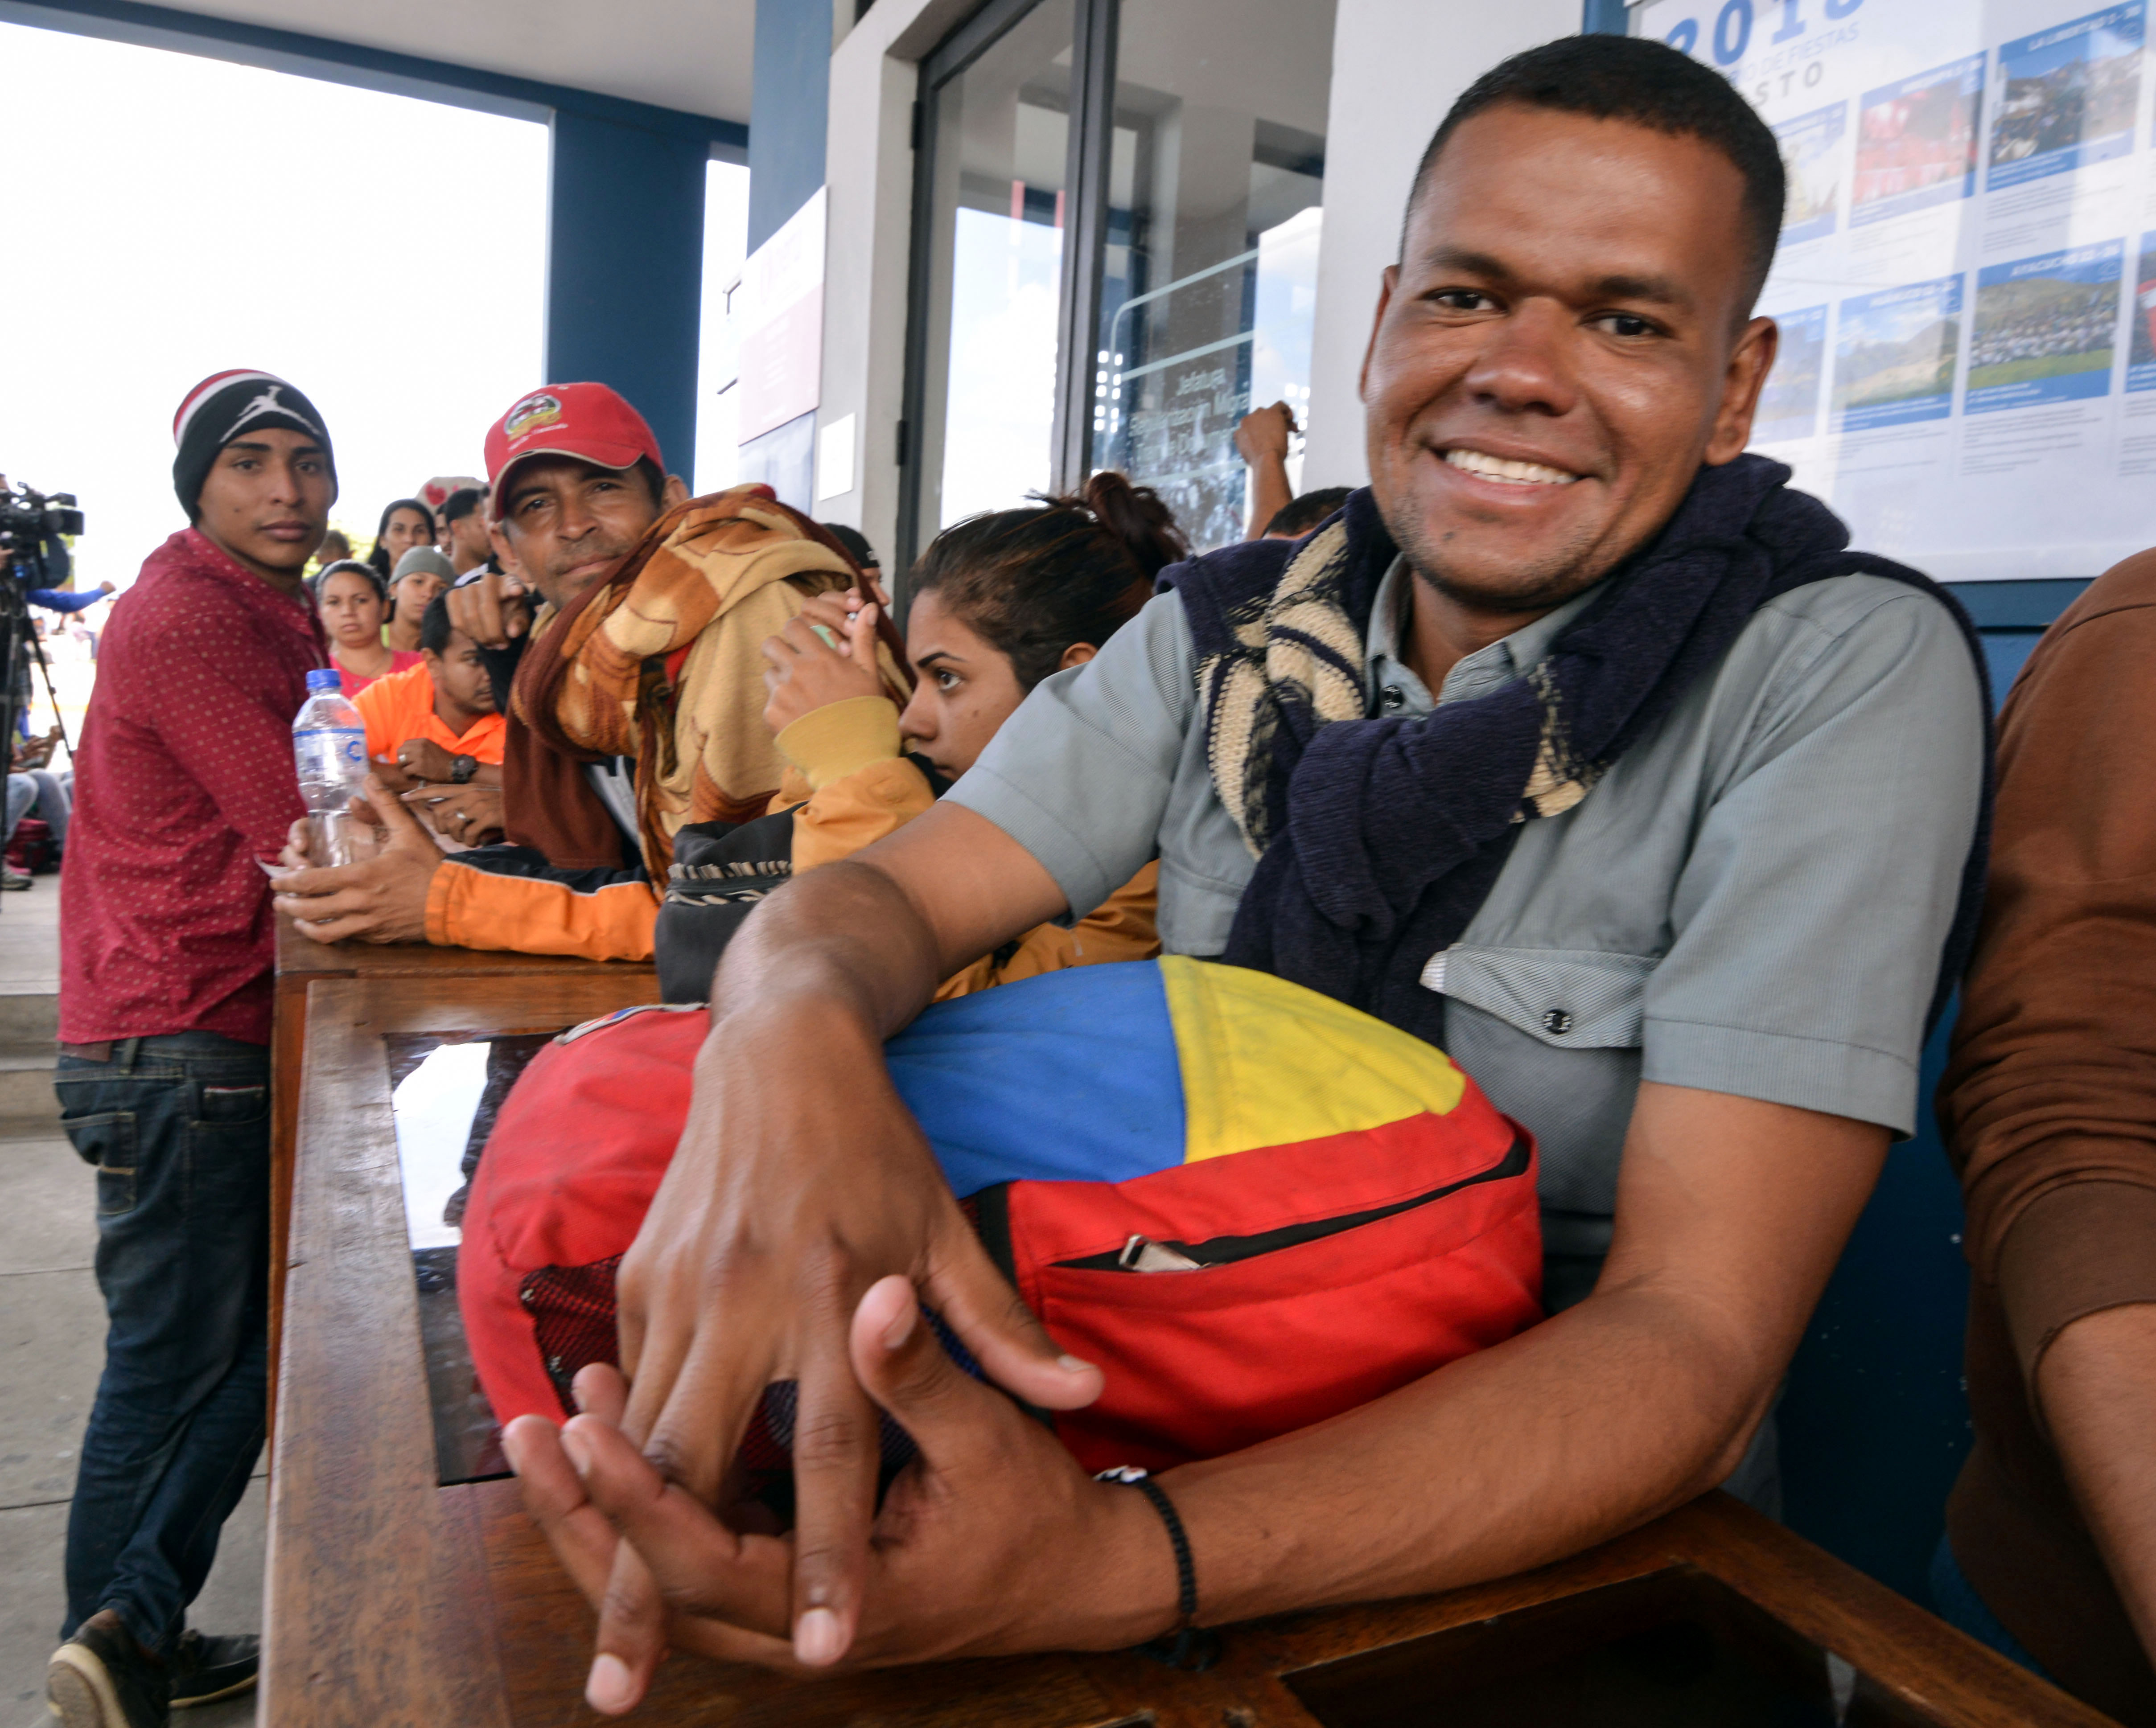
[886,961,1186,1198]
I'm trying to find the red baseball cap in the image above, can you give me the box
[484,383,663,517]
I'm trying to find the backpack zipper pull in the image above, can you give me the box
[1117,1234,1204,1273]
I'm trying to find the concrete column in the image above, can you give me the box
[545,110,710,478]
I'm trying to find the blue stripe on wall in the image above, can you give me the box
[749,0,830,253]
[546,114,711,476]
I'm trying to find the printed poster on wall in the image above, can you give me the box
[1633,0,2156,581]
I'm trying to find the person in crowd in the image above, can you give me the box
[1935,546,2156,1725]
[28,579,116,617]
[383,544,453,654]
[498,37,1993,1703]
[313,527,352,569]
[419,474,486,521]
[313,559,420,696]
[819,521,880,587]
[1234,399,1299,540]
[353,594,507,847]
[439,485,492,576]
[45,369,336,1728]
[1262,486,1354,541]
[4,726,72,887]
[364,497,436,585]
[268,383,842,957]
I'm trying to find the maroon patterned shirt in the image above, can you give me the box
[59,527,329,1044]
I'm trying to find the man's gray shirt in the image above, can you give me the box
[949,559,1985,1308]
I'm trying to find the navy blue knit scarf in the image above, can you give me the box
[1162,454,1993,1047]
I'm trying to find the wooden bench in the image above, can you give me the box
[264,969,2116,1727]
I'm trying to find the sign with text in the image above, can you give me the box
[1636,0,2156,580]
[736,187,826,447]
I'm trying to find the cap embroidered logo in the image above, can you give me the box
[504,394,563,440]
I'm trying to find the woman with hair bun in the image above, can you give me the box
[662,472,1186,997]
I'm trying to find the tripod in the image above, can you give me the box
[2,560,75,909]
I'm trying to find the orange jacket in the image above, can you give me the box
[353,660,506,764]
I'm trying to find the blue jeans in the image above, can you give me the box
[55,1033,271,1655]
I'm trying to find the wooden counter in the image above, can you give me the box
[265,920,657,1440]
[264,971,2118,1728]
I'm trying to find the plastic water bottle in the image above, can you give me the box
[292,669,368,862]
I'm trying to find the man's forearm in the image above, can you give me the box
[2038,1302,2156,1663]
[709,859,947,1042]
[1134,1082,1884,1634]
[1246,453,1292,540]
[1158,1281,1762,1627]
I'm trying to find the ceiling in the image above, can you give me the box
[157,0,758,121]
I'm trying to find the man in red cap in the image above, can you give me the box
[271,382,851,964]
[47,370,335,1726]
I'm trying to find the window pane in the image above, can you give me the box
[1090,0,1335,551]
[916,0,1078,535]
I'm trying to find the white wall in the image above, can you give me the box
[1300,0,1582,489]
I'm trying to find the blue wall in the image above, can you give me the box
[748,0,830,253]
[1777,577,2085,1604]
[546,113,712,479]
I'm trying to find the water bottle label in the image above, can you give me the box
[295,727,367,786]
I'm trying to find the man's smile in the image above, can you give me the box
[1441,446,1580,487]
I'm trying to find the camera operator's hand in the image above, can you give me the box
[447,569,532,651]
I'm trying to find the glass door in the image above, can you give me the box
[1088,0,1332,550]
[902,0,1333,567]
[903,0,1080,562]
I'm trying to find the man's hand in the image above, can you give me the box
[402,780,504,846]
[602,820,1089,1672]
[761,595,885,735]
[396,738,462,782]
[445,568,532,651]
[271,775,445,943]
[1234,401,1296,465]
[506,1278,1166,1711]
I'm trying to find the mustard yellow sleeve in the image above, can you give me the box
[790,757,936,875]
[932,862,1160,1001]
[775,696,902,789]
[426,860,659,961]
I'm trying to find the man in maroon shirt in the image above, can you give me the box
[46,371,335,1728]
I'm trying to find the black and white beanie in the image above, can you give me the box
[171,369,338,518]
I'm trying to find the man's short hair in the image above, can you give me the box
[1407,34,1786,309]
[420,592,457,657]
[440,486,486,526]
[1265,487,1354,540]
[631,456,667,510]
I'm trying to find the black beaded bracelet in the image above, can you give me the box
[1097,1466,1221,1672]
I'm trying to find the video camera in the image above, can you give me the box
[0,477,87,783]
[0,480,84,575]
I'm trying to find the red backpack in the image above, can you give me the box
[460,959,1542,1475]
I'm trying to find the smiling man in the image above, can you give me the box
[503,36,1991,1706]
[48,371,337,1727]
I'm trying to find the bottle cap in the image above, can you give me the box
[305,669,341,692]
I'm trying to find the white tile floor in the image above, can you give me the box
[1,884,260,1725]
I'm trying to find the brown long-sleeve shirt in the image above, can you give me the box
[1938,548,2156,1725]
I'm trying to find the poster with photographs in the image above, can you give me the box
[1636,0,2156,578]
